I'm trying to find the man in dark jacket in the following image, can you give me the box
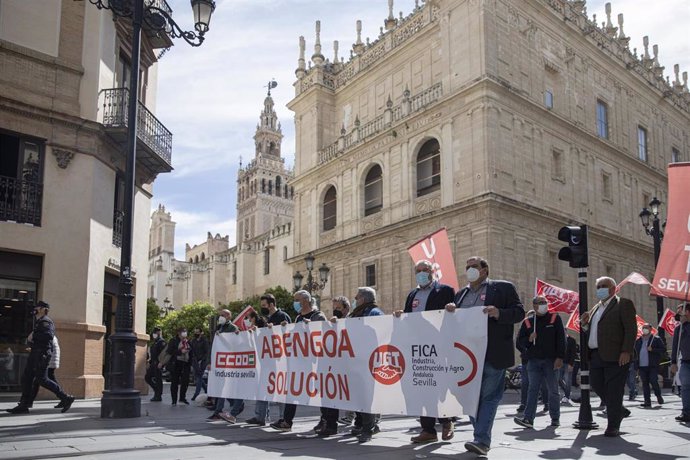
[145,327,166,401]
[190,328,209,401]
[635,323,666,408]
[446,256,525,456]
[7,301,74,414]
[671,303,690,423]
[397,260,455,443]
[581,276,637,437]
[514,296,565,429]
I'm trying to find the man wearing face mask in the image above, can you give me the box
[671,303,690,423]
[7,301,75,414]
[634,322,666,408]
[165,327,192,405]
[270,290,326,432]
[145,327,166,402]
[580,276,637,437]
[260,294,291,327]
[395,260,455,443]
[514,296,565,429]
[327,296,356,427]
[445,256,525,456]
[190,328,209,401]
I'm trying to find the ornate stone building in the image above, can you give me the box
[0,0,175,397]
[287,0,690,319]
[149,91,296,307]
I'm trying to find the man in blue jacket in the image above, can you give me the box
[634,322,666,408]
[671,303,690,423]
[446,256,525,456]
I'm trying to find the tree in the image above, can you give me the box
[220,285,296,320]
[159,301,216,340]
[146,298,161,337]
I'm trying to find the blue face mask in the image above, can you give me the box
[352,299,357,310]
[293,301,302,313]
[416,271,432,287]
[596,287,610,301]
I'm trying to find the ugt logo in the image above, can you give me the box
[369,345,405,385]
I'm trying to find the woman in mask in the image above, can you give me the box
[166,327,192,405]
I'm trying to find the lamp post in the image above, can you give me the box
[639,197,665,340]
[293,253,330,300]
[161,297,174,317]
[87,0,215,419]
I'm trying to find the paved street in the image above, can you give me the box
[1,386,688,459]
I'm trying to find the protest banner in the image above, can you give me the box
[208,308,487,418]
[407,228,460,291]
[535,279,579,314]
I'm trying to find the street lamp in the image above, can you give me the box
[160,297,174,317]
[87,0,216,419]
[293,253,330,298]
[639,197,666,339]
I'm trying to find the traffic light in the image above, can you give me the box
[558,225,588,268]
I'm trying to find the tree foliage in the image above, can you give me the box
[220,285,295,319]
[146,298,161,337]
[159,301,216,340]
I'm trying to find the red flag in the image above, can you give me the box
[407,228,459,291]
[535,279,579,314]
[566,309,581,333]
[233,306,255,331]
[617,271,663,296]
[659,308,680,336]
[635,315,658,339]
[652,164,690,301]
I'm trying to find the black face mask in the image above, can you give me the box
[260,307,270,316]
[194,333,201,338]
[333,309,344,319]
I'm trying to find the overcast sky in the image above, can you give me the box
[154,0,690,258]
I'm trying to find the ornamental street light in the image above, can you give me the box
[640,197,667,340]
[161,297,174,317]
[293,253,330,298]
[86,0,216,419]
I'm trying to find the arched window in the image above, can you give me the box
[284,184,289,197]
[364,164,383,216]
[261,179,266,193]
[416,139,441,197]
[268,180,273,194]
[194,255,199,263]
[276,176,282,197]
[323,186,337,231]
[201,253,205,261]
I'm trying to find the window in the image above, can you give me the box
[364,165,383,216]
[264,248,270,275]
[365,264,376,287]
[637,126,648,162]
[268,180,273,195]
[416,139,441,197]
[551,148,564,182]
[275,176,282,197]
[596,100,609,139]
[232,261,237,284]
[322,186,337,231]
[602,172,612,201]
[283,246,288,261]
[672,147,680,163]
[0,131,44,226]
[544,90,554,109]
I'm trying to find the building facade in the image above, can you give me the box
[0,0,174,397]
[287,0,690,321]
[149,92,296,308]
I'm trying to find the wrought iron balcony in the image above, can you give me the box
[0,176,43,226]
[101,88,173,175]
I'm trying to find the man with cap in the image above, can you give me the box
[7,301,75,414]
[146,326,167,402]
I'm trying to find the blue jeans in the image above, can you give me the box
[680,362,690,415]
[627,363,637,397]
[524,358,560,423]
[470,362,506,447]
[255,400,270,423]
[559,365,572,399]
[191,366,207,399]
[521,361,548,406]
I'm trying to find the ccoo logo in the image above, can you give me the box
[369,345,405,385]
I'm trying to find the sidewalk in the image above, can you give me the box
[0,387,688,459]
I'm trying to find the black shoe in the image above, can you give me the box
[628,394,636,401]
[150,396,162,402]
[245,417,266,426]
[542,404,550,413]
[464,441,489,455]
[675,414,690,422]
[514,417,534,429]
[657,395,665,405]
[179,399,189,405]
[54,400,65,409]
[622,407,631,419]
[61,396,75,413]
[639,403,651,408]
[191,396,197,401]
[313,419,326,432]
[604,428,620,437]
[551,419,560,427]
[351,426,363,436]
[516,404,525,413]
[6,405,29,414]
[316,427,338,437]
[571,396,581,403]
[358,431,373,443]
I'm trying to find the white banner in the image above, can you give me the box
[208,308,487,418]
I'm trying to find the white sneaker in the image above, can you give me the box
[561,396,572,405]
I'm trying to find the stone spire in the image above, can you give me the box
[604,3,617,37]
[353,20,365,55]
[642,36,652,68]
[296,36,306,78]
[385,0,397,30]
[311,20,324,66]
[333,40,339,64]
[652,44,664,77]
[254,82,283,159]
[673,64,683,90]
[616,13,629,47]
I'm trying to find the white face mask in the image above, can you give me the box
[218,316,227,325]
[642,328,651,336]
[243,318,252,329]
[151,333,158,340]
[180,332,188,338]
[536,304,549,315]
[466,267,481,283]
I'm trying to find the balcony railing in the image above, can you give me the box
[113,210,124,248]
[101,88,173,173]
[0,176,43,226]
